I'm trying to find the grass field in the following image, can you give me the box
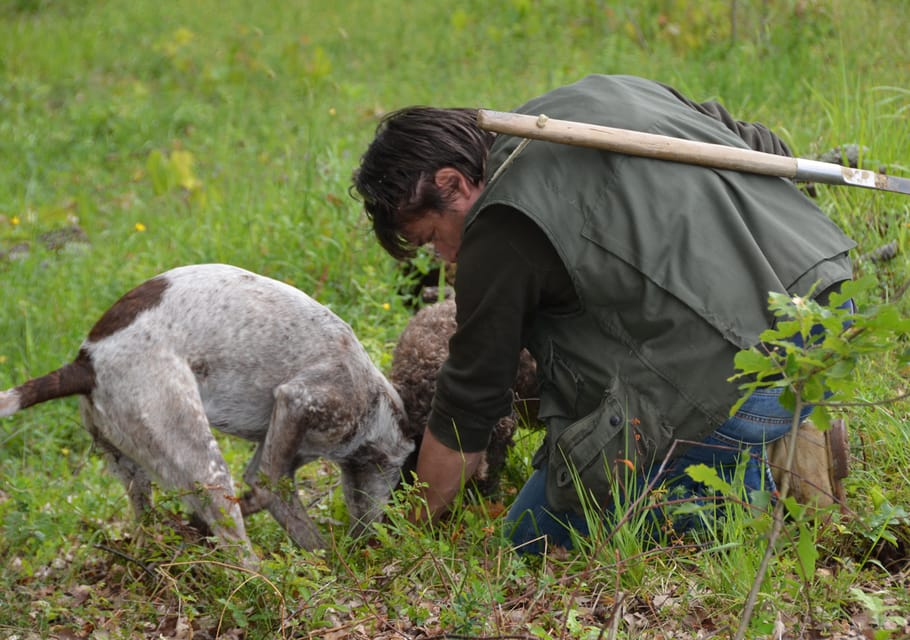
[1,1,909,638]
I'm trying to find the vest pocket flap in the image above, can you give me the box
[552,394,627,489]
[544,377,676,513]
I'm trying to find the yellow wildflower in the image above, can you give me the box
[11,216,19,225]
[135,222,147,232]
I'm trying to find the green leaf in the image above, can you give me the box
[809,406,831,432]
[146,149,170,195]
[779,386,796,411]
[748,489,773,510]
[733,348,775,376]
[825,358,856,379]
[795,524,819,581]
[763,318,802,342]
[802,375,827,404]
[684,463,734,495]
[781,495,806,521]
[783,351,800,377]
[169,149,202,191]
[834,274,877,303]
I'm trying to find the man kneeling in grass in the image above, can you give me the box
[352,74,854,553]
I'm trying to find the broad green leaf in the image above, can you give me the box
[825,355,856,377]
[808,405,831,432]
[781,495,806,520]
[146,149,170,194]
[801,375,826,404]
[748,489,772,510]
[779,386,796,411]
[795,524,819,581]
[684,463,734,495]
[170,150,202,191]
[733,348,775,376]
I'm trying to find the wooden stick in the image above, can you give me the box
[477,109,798,177]
[476,109,910,196]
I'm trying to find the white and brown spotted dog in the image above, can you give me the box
[0,264,413,564]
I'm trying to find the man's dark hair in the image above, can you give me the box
[351,107,495,260]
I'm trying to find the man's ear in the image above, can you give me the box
[434,167,468,196]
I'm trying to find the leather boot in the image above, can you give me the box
[767,418,849,509]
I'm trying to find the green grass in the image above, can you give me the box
[2,0,909,637]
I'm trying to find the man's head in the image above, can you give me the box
[352,107,494,261]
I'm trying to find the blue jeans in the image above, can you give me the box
[505,388,812,553]
[505,296,855,554]
[505,386,812,553]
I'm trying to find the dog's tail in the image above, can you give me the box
[0,350,95,418]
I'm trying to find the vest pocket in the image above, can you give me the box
[545,376,673,513]
[546,387,630,512]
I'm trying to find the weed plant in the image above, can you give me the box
[1,0,909,637]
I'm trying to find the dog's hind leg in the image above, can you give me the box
[142,416,253,561]
[81,399,154,519]
[88,361,255,563]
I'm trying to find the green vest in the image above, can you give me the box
[467,75,855,512]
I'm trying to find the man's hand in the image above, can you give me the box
[410,428,484,523]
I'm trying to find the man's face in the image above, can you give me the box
[401,208,466,263]
[401,168,483,263]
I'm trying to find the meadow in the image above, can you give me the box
[1,0,909,637]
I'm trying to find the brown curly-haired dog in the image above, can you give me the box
[390,298,538,497]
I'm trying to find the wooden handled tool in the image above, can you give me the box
[476,109,910,196]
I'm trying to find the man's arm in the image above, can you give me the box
[414,206,576,521]
[410,428,484,522]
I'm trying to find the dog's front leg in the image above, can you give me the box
[245,384,326,550]
[263,486,325,550]
[243,468,325,551]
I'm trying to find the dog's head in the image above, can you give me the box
[338,381,415,535]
